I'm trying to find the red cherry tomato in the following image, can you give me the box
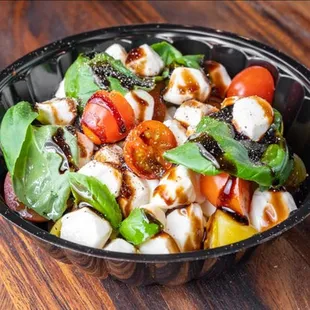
[123,120,177,179]
[227,66,275,103]
[4,173,48,222]
[81,90,135,144]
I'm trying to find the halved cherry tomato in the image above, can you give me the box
[200,173,252,217]
[81,90,135,144]
[4,173,48,222]
[149,81,167,122]
[123,120,177,179]
[227,66,275,103]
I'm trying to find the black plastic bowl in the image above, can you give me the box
[1,24,310,286]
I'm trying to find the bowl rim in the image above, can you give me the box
[1,23,310,263]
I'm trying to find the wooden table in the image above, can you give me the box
[1,1,310,309]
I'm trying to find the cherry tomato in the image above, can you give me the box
[81,90,135,144]
[200,174,252,217]
[149,81,167,122]
[227,66,275,103]
[123,120,177,179]
[4,173,48,222]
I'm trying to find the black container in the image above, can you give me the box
[1,24,310,286]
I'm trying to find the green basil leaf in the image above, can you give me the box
[0,102,38,175]
[107,77,128,95]
[64,54,100,107]
[151,41,203,69]
[151,41,183,65]
[13,126,76,221]
[119,208,160,245]
[68,172,122,229]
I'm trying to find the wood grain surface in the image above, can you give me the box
[0,1,310,309]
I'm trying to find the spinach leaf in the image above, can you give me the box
[68,172,122,229]
[13,125,76,221]
[0,102,38,175]
[151,41,204,69]
[64,54,100,107]
[164,116,292,187]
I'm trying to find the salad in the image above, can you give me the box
[0,41,307,254]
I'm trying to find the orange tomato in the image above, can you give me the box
[81,90,135,144]
[123,120,177,179]
[200,173,252,217]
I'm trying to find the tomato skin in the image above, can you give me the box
[4,173,48,223]
[124,120,177,179]
[227,66,275,103]
[200,174,252,217]
[81,90,135,144]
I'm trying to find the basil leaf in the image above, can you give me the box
[64,54,100,107]
[119,208,160,245]
[165,116,292,187]
[151,41,203,69]
[107,77,128,95]
[68,172,122,229]
[13,125,76,221]
[151,41,183,65]
[0,102,38,175]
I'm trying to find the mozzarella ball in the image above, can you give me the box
[163,119,187,145]
[174,100,217,129]
[163,67,211,105]
[105,43,128,64]
[125,89,155,123]
[94,144,123,168]
[232,96,274,141]
[126,44,164,77]
[60,207,112,248]
[141,203,166,228]
[151,165,203,209]
[249,189,297,232]
[205,60,231,98]
[144,179,160,200]
[165,203,204,252]
[77,132,95,168]
[78,160,122,197]
[118,171,150,217]
[200,199,217,217]
[139,232,180,254]
[55,79,66,98]
[104,238,137,253]
[164,106,177,121]
[36,98,77,125]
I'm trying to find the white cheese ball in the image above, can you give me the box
[249,189,297,232]
[125,89,155,123]
[55,79,65,98]
[118,171,150,217]
[165,203,204,252]
[140,203,166,228]
[151,165,203,209]
[36,98,77,125]
[94,144,123,168]
[174,99,217,129]
[163,67,211,105]
[164,106,177,121]
[78,160,122,197]
[126,44,164,77]
[60,207,112,249]
[104,238,137,253]
[139,232,180,254]
[200,199,217,217]
[105,43,128,64]
[76,132,95,168]
[163,119,187,145]
[232,96,274,141]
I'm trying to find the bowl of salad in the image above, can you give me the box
[0,24,310,286]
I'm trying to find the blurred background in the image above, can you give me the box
[0,1,309,70]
